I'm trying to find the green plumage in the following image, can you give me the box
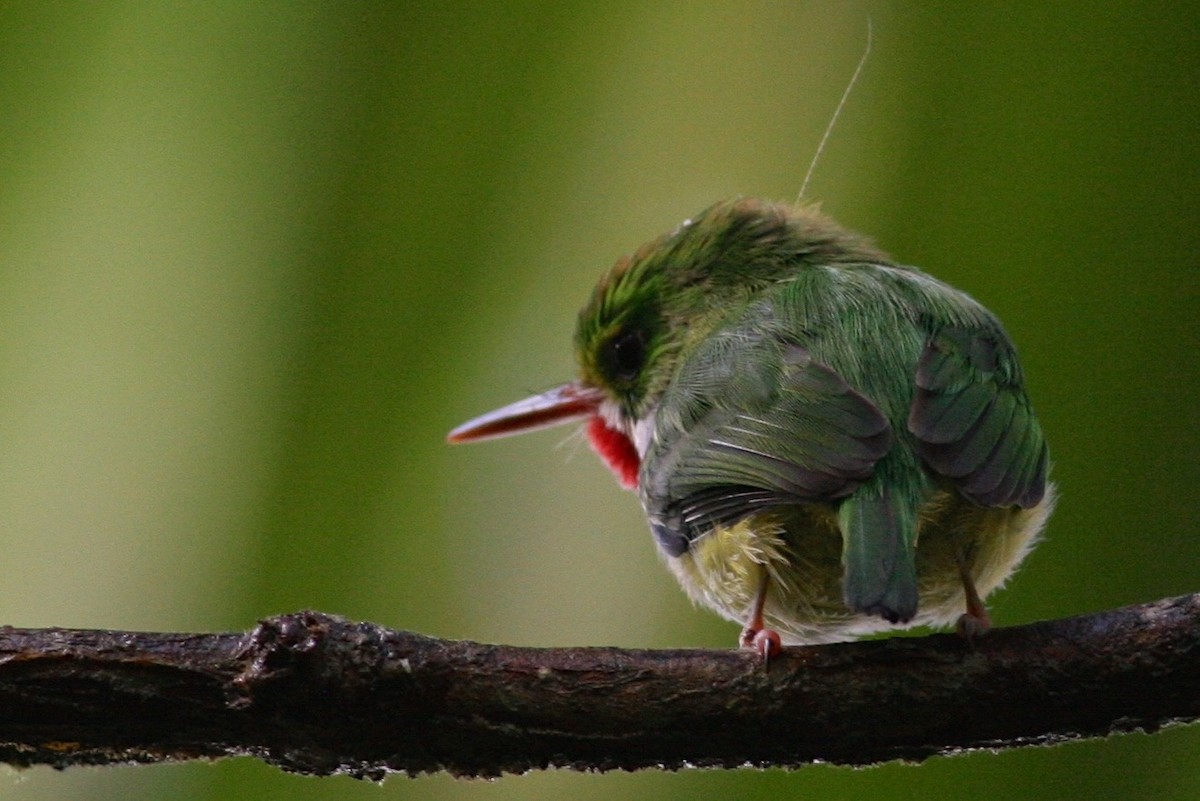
[839,482,919,622]
[451,196,1052,647]
[577,198,1049,637]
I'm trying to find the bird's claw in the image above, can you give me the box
[740,626,782,661]
[955,610,991,642]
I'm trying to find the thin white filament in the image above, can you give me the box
[797,18,873,202]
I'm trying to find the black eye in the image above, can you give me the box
[607,330,646,381]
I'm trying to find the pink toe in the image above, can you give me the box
[753,629,782,661]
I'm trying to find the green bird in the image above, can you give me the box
[449,198,1053,657]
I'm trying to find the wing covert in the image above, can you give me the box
[643,342,892,540]
[907,326,1047,508]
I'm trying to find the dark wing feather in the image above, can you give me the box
[908,326,1047,508]
[643,344,892,541]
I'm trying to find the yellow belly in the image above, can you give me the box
[665,485,1056,644]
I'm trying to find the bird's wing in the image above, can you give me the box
[642,339,892,546]
[907,325,1048,508]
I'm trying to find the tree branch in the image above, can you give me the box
[1,593,1197,779]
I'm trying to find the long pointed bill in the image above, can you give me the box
[446,381,606,444]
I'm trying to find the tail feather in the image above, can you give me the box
[838,484,919,623]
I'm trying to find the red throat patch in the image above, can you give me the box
[586,416,640,490]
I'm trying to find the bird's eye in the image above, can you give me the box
[607,330,646,382]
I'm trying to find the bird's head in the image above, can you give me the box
[447,198,884,489]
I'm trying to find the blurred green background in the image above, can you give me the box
[0,1,1196,799]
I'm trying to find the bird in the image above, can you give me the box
[448,197,1053,657]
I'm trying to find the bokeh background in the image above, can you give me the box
[1,2,1197,799]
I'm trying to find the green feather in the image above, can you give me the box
[568,198,1048,632]
[838,479,920,622]
[908,326,1048,508]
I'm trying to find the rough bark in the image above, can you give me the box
[1,593,1197,779]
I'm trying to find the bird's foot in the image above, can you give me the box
[955,558,992,643]
[740,627,782,661]
[955,608,992,641]
[740,571,782,661]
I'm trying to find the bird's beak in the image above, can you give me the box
[446,381,606,444]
